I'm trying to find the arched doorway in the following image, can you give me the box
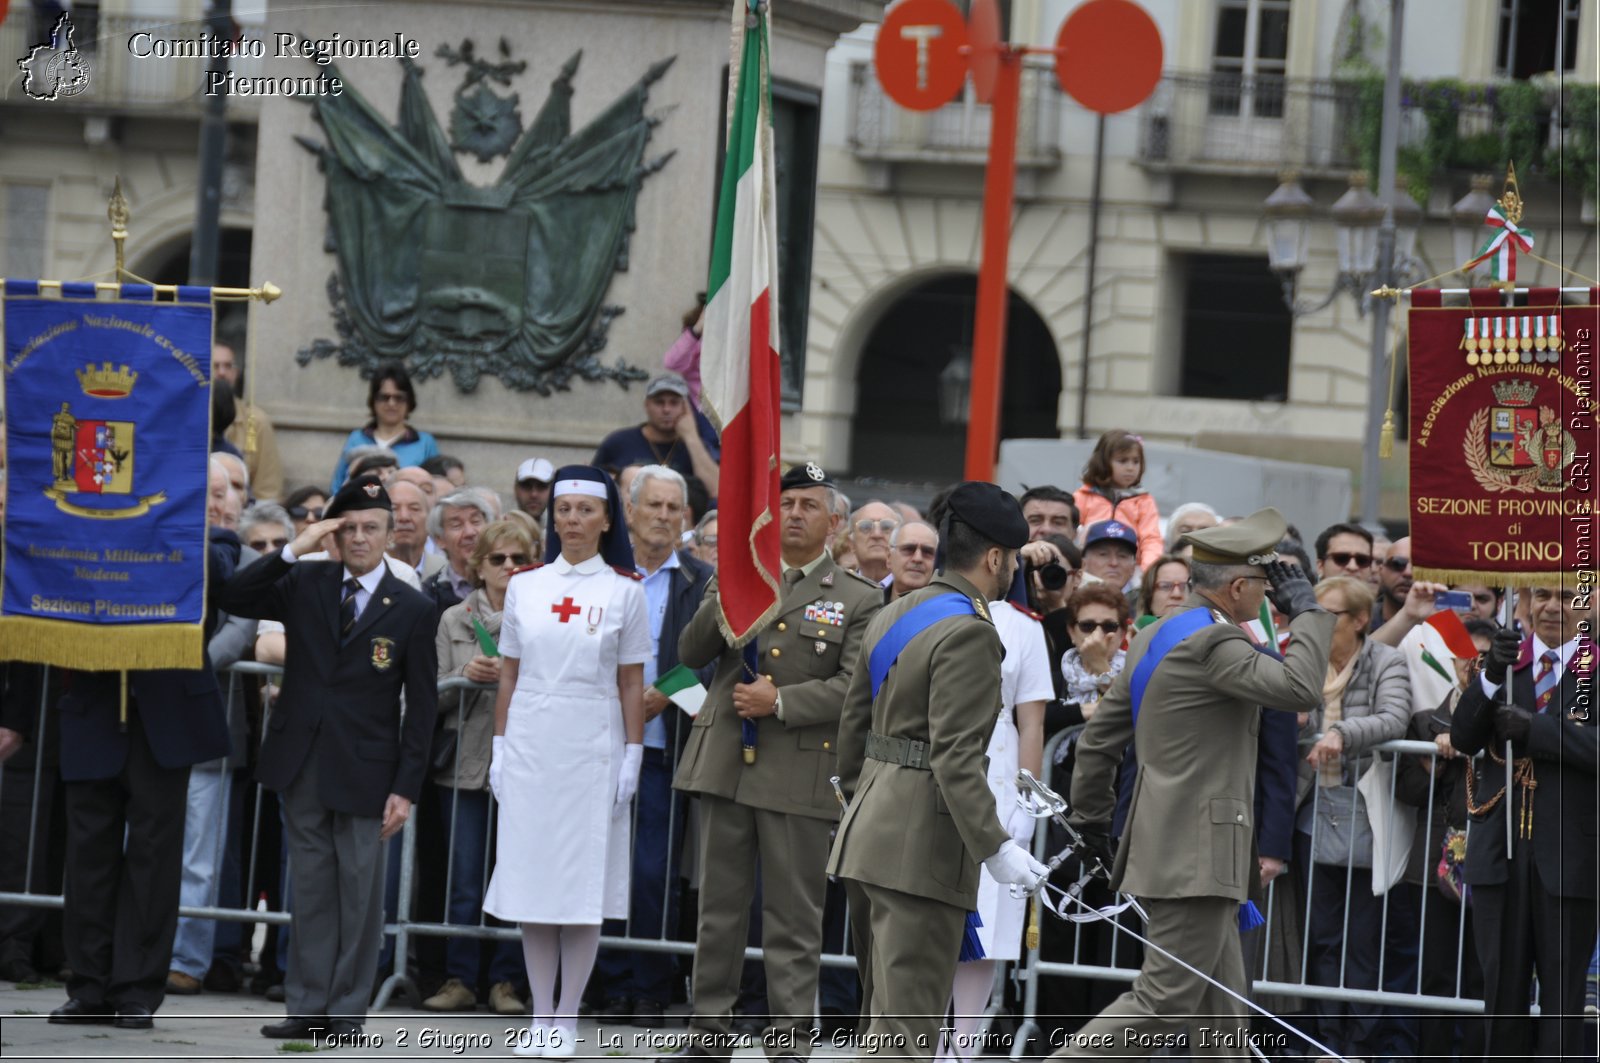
[132,227,254,342]
[848,274,1060,480]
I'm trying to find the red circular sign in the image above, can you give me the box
[1055,0,1163,115]
[875,0,970,112]
[968,0,1002,104]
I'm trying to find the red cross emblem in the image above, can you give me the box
[551,597,582,623]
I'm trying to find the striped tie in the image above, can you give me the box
[1534,649,1560,713]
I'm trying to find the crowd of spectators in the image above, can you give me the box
[0,323,1595,1060]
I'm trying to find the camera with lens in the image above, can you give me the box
[1027,559,1069,592]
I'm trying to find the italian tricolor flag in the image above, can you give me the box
[701,0,782,647]
[1465,204,1535,283]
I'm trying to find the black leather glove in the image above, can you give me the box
[1493,703,1533,745]
[1073,825,1116,879]
[1264,560,1319,620]
[1483,626,1521,686]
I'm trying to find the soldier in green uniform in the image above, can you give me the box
[1051,508,1332,1059]
[673,463,883,1062]
[829,481,1050,1061]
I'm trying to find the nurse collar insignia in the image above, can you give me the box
[586,605,604,635]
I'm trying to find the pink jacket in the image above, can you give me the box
[1074,486,1165,570]
[663,327,703,406]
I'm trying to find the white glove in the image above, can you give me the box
[983,839,1049,892]
[1005,804,1037,848]
[615,743,644,809]
[489,736,505,801]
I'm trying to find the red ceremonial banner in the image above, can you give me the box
[1407,289,1598,586]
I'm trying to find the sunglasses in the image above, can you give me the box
[1075,620,1122,636]
[487,552,530,567]
[1155,579,1191,594]
[1325,551,1373,569]
[288,506,324,521]
[855,518,898,534]
[374,393,409,405]
[247,537,290,553]
[1383,556,1411,573]
[896,543,937,558]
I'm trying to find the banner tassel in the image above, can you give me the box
[958,911,986,962]
[118,670,129,732]
[1237,900,1265,932]
[1024,896,1040,951]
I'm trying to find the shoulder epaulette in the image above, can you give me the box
[1006,600,1044,621]
[508,563,544,578]
[842,568,882,589]
[611,564,643,581]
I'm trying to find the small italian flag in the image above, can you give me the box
[1465,204,1535,283]
[700,0,783,648]
[654,663,708,718]
[1401,608,1481,714]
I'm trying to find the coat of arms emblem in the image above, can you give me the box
[371,636,396,671]
[1465,378,1576,493]
[43,365,167,518]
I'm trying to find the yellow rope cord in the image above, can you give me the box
[1378,314,1404,459]
[1524,250,1599,286]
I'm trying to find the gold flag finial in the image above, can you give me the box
[108,177,130,279]
[1498,161,1523,227]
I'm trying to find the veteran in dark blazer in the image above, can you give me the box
[44,529,240,1031]
[1052,509,1334,1059]
[673,463,882,1061]
[216,475,438,1041]
[829,482,1048,1061]
[1452,584,1597,1061]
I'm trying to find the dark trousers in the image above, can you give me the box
[210,769,249,973]
[61,718,191,1012]
[437,786,523,989]
[1413,882,1485,1063]
[1304,853,1418,1059]
[0,740,58,974]
[817,876,859,1015]
[1472,846,1597,1061]
[597,749,685,1004]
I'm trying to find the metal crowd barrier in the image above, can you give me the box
[1,662,1502,1047]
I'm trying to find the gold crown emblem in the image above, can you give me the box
[1490,379,1536,407]
[76,362,138,398]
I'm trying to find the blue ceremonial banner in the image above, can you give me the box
[0,283,214,669]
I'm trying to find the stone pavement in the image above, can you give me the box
[0,977,861,1061]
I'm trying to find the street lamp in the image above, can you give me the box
[939,349,973,425]
[1452,174,1498,283]
[1262,170,1422,317]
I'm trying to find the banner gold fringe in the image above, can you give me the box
[0,617,203,671]
[1414,568,1600,588]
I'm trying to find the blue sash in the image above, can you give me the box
[1127,607,1216,727]
[868,593,977,698]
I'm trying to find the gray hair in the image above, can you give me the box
[693,508,719,544]
[427,489,496,538]
[630,463,688,507]
[831,490,851,519]
[207,454,232,482]
[1189,559,1259,592]
[1165,501,1221,547]
[345,444,396,475]
[889,520,938,548]
[464,485,504,519]
[239,501,294,540]
[213,450,249,493]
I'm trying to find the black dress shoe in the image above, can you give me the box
[599,996,633,1021]
[114,1004,154,1030]
[48,998,114,1025]
[633,999,666,1029]
[260,1016,328,1039]
[203,963,241,994]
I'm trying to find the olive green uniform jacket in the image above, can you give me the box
[673,555,883,819]
[827,571,1011,910]
[1071,595,1335,900]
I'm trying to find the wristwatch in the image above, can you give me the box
[773,691,784,719]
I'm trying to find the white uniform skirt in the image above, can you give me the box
[972,705,1024,959]
[484,681,630,924]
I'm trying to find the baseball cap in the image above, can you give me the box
[516,457,555,485]
[1083,520,1138,552]
[646,372,690,399]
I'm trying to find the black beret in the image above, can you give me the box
[779,462,835,492]
[325,474,392,519]
[945,481,1028,550]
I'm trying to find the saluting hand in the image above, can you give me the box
[290,517,345,559]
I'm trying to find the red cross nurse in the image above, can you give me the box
[484,465,651,1057]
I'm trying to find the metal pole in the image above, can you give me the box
[1358,0,1404,534]
[189,0,231,286]
[1074,114,1106,440]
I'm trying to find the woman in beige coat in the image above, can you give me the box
[425,519,536,1016]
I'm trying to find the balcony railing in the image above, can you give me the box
[1,9,268,114]
[1137,72,1497,175]
[848,60,1061,167]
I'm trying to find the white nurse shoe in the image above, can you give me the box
[511,1023,547,1057]
[543,1023,577,1058]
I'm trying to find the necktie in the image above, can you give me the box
[340,577,361,640]
[782,568,805,601]
[1533,649,1560,713]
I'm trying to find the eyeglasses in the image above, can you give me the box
[896,543,937,558]
[486,552,530,567]
[374,392,408,405]
[698,537,718,548]
[1155,580,1191,594]
[1325,551,1373,569]
[1075,620,1122,635]
[288,505,324,521]
[854,518,898,535]
[1382,556,1411,573]
[247,537,290,553]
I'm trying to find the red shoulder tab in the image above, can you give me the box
[509,563,544,578]
[611,564,643,581]
[1007,600,1044,621]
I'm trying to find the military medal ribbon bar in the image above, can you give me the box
[1406,288,1598,586]
[1,281,216,669]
